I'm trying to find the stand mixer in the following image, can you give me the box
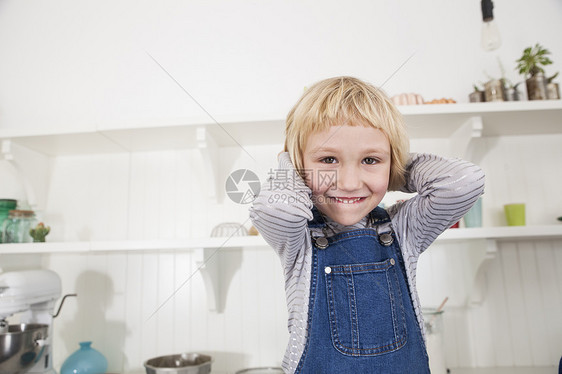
[0,270,62,374]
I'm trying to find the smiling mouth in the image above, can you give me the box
[331,197,366,204]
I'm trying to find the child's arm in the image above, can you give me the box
[249,152,313,268]
[388,153,485,254]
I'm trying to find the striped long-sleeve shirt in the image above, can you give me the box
[249,152,485,373]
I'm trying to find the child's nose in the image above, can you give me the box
[338,165,362,191]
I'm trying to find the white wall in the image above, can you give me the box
[0,0,561,129]
[1,1,562,373]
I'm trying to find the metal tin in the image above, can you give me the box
[484,79,505,102]
[526,73,548,100]
[546,82,560,100]
[468,91,485,102]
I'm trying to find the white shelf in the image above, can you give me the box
[438,224,562,241]
[0,235,266,255]
[0,101,560,156]
[400,100,562,138]
[2,226,561,255]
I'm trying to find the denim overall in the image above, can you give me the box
[295,207,430,373]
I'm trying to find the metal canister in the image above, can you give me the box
[526,73,548,100]
[546,82,560,100]
[484,79,505,102]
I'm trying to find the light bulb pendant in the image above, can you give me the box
[480,0,501,51]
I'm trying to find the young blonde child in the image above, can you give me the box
[250,76,485,373]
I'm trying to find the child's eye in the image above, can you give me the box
[320,156,337,164]
[362,157,378,165]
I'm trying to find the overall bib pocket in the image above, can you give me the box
[324,258,407,356]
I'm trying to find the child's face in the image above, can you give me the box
[302,124,391,226]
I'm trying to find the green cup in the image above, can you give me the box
[504,203,525,226]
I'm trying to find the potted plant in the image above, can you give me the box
[515,43,553,100]
[502,79,523,101]
[469,84,485,102]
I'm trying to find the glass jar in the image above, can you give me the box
[2,210,37,243]
[0,199,17,243]
[423,308,447,374]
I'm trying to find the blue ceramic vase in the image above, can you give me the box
[61,341,108,374]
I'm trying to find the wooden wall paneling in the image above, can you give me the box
[223,249,246,370]
[88,154,129,240]
[102,253,128,372]
[499,243,533,366]
[442,307,460,368]
[240,248,261,367]
[123,252,144,372]
[485,247,512,366]
[534,240,562,366]
[107,154,130,240]
[140,253,159,361]
[255,249,283,366]
[174,151,192,239]
[172,251,192,353]
[156,152,177,239]
[186,149,208,238]
[517,241,551,366]
[48,253,83,367]
[45,156,95,241]
[128,152,147,240]
[188,252,210,353]
[468,296,495,367]
[142,153,164,240]
[155,252,176,356]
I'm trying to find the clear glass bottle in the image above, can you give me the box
[2,210,36,243]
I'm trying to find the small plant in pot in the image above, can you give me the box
[502,79,523,101]
[515,43,553,100]
[469,84,485,102]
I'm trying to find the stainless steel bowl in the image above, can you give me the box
[0,323,48,374]
[144,353,212,374]
[235,368,284,374]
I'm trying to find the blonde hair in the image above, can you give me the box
[284,76,409,191]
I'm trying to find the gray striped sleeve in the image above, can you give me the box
[388,153,485,342]
[249,152,315,371]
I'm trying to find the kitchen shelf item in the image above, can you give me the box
[60,341,108,374]
[0,199,17,243]
[235,368,284,374]
[422,308,447,374]
[0,323,48,374]
[1,210,36,244]
[144,353,212,374]
[211,222,248,237]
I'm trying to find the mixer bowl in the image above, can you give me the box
[0,324,48,374]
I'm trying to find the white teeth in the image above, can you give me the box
[334,197,362,204]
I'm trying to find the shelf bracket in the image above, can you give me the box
[468,238,498,306]
[449,116,483,160]
[195,247,243,313]
[196,127,222,201]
